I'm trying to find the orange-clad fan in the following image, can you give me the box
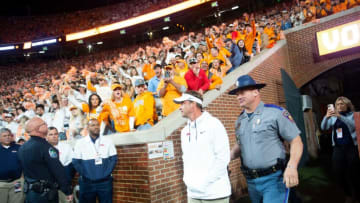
[68,92,107,123]
[142,56,157,81]
[200,60,222,90]
[102,84,135,132]
[157,65,187,117]
[133,79,157,130]
[244,20,257,56]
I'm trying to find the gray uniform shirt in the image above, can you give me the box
[235,102,300,169]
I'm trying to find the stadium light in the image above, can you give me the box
[23,42,32,49]
[0,45,15,51]
[162,26,169,30]
[232,6,239,10]
[66,0,212,41]
[97,41,103,45]
[32,39,57,47]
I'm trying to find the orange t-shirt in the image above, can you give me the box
[142,63,155,81]
[82,103,107,123]
[103,95,135,132]
[244,21,256,55]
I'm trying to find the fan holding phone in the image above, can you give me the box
[321,96,360,203]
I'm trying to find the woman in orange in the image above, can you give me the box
[102,84,135,133]
[124,78,135,100]
[209,58,231,78]
[200,60,222,90]
[68,92,105,122]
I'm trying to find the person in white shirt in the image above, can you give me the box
[35,104,54,127]
[46,127,74,203]
[68,106,85,140]
[86,74,112,102]
[174,91,231,203]
[73,84,91,103]
[53,97,71,140]
[2,113,19,136]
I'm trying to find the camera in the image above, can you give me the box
[165,70,170,78]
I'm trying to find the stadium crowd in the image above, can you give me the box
[0,0,359,144]
[0,0,183,43]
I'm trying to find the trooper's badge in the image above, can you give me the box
[49,148,58,158]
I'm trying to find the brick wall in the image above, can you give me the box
[113,144,150,203]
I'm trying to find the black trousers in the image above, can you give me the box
[332,145,360,201]
[25,189,58,203]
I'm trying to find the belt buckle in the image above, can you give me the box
[272,166,277,172]
[252,169,259,178]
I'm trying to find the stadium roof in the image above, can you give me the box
[1,0,128,16]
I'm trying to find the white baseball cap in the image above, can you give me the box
[173,93,203,106]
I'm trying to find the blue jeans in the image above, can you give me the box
[246,171,287,203]
[79,177,113,203]
[136,123,152,131]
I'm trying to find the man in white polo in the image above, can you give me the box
[174,90,231,203]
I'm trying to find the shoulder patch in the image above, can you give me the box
[49,148,58,159]
[282,110,295,123]
[264,104,284,111]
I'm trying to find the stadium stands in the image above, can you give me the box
[0,0,358,141]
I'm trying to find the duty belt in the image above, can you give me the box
[24,180,58,194]
[241,159,285,179]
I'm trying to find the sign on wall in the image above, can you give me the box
[315,19,360,60]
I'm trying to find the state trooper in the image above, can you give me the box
[17,117,73,203]
[229,75,303,203]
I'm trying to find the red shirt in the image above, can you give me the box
[184,69,210,91]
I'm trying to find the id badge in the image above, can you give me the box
[336,128,343,139]
[95,156,102,165]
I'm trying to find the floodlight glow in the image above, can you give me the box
[162,26,169,30]
[66,0,212,41]
[232,6,239,10]
[23,42,32,49]
[32,39,57,47]
[97,41,103,45]
[0,45,15,51]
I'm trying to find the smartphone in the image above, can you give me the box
[328,104,334,111]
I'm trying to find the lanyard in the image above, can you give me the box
[91,137,101,156]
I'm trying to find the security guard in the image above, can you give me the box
[17,117,73,203]
[229,75,303,203]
